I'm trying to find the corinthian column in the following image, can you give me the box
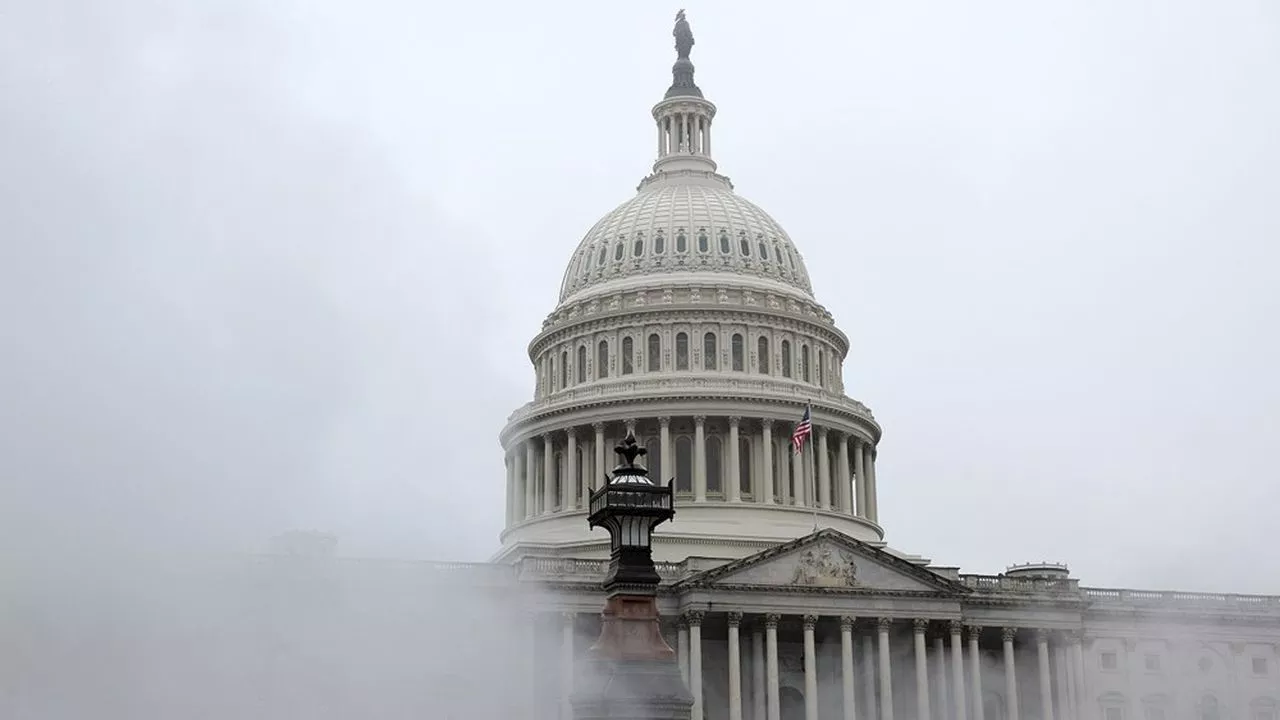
[753,624,766,720]
[543,433,555,512]
[659,416,671,483]
[694,415,707,502]
[853,439,866,517]
[914,619,932,720]
[950,620,968,720]
[1037,630,1055,720]
[565,429,578,509]
[837,433,851,512]
[840,616,857,720]
[1003,628,1020,720]
[817,429,831,509]
[803,615,819,720]
[560,612,575,720]
[968,625,984,720]
[761,420,775,504]
[678,617,690,683]
[689,610,705,720]
[593,422,606,491]
[877,618,894,720]
[728,612,744,720]
[525,441,537,519]
[728,416,742,502]
[765,613,781,720]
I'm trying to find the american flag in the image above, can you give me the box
[790,405,812,454]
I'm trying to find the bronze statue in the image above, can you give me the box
[674,9,694,60]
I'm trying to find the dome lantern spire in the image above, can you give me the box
[646,10,725,188]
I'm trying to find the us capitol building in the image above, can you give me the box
[267,15,1277,720]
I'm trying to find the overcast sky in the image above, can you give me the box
[1,0,1277,592]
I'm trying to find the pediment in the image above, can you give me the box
[679,529,968,595]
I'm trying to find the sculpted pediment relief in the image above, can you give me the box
[680,529,967,595]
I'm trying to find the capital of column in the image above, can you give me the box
[658,416,671,428]
[760,418,774,430]
[1001,627,1018,643]
[693,415,706,426]
[913,618,929,634]
[591,421,605,432]
[684,610,706,627]
[729,415,741,428]
[840,615,856,631]
[764,613,781,629]
[1036,628,1052,643]
[565,426,578,441]
[727,611,743,627]
[562,611,576,624]
[802,614,818,630]
[967,624,983,641]
[678,616,689,630]
[876,617,893,632]
[1066,629,1083,646]
[949,619,964,635]
[542,432,553,442]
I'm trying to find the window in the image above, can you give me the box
[703,332,717,370]
[676,230,688,253]
[697,230,709,253]
[575,446,586,503]
[818,350,825,387]
[1105,709,1124,720]
[781,340,792,378]
[648,333,661,372]
[576,346,586,383]
[597,244,607,265]
[1251,699,1277,720]
[560,351,567,389]
[1201,696,1221,720]
[719,231,730,254]
[676,332,689,370]
[553,452,563,509]
[758,239,769,260]
[1100,652,1118,671]
[739,437,751,495]
[633,237,644,257]
[801,344,811,382]
[614,242,624,261]
[654,233,665,254]
[675,436,693,493]
[1101,693,1127,720]
[1144,654,1161,672]
[1254,658,1269,675]
[597,340,609,379]
[740,236,751,256]
[1144,705,1167,720]
[645,437,661,478]
[731,333,744,371]
[707,436,723,494]
[621,336,634,375]
[757,336,770,374]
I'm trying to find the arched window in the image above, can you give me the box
[704,332,718,370]
[648,333,661,372]
[731,333,744,371]
[758,239,769,260]
[621,336,634,375]
[675,436,693,493]
[575,446,586,506]
[597,245,607,265]
[739,437,751,496]
[781,340,792,378]
[818,350,825,387]
[613,242,624,261]
[560,350,568,388]
[1200,696,1221,720]
[654,233,665,254]
[676,332,689,370]
[739,235,751,256]
[645,436,662,479]
[707,436,723,494]
[697,230,709,253]
[718,231,731,254]
[576,346,586,383]
[553,451,563,509]
[676,230,688,253]
[1099,693,1127,720]
[633,237,644,257]
[757,336,770,374]
[801,344,811,382]
[1142,696,1171,720]
[597,340,609,379]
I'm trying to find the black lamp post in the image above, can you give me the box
[572,434,692,720]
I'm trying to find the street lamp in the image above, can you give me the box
[573,433,692,720]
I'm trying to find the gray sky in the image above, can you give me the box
[1,0,1277,592]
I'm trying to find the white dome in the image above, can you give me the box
[558,183,814,303]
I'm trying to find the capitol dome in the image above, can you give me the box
[496,15,884,564]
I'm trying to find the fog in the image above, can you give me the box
[1,0,1278,716]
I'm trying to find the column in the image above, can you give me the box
[853,439,866,518]
[678,617,690,683]
[689,610,705,720]
[694,415,707,502]
[729,612,744,720]
[1037,630,1055,720]
[1002,628,1019,720]
[565,430,578,509]
[779,439,791,505]
[803,615,819,720]
[761,420,775,504]
[837,434,852,513]
[861,634,877,720]
[1071,634,1087,720]
[580,436,592,508]
[866,445,878,522]
[504,454,515,524]
[840,616,857,720]
[817,429,831,510]
[765,613,781,720]
[1062,644,1077,720]
[593,422,607,490]
[561,612,575,720]
[543,433,555,512]
[934,636,949,720]
[791,449,804,506]
[915,619,932,720]
[968,625,983,720]
[728,417,742,502]
[753,624,767,720]
[877,618,894,720]
[950,620,968,720]
[524,441,537,519]
[523,611,539,713]
[656,416,671,485]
